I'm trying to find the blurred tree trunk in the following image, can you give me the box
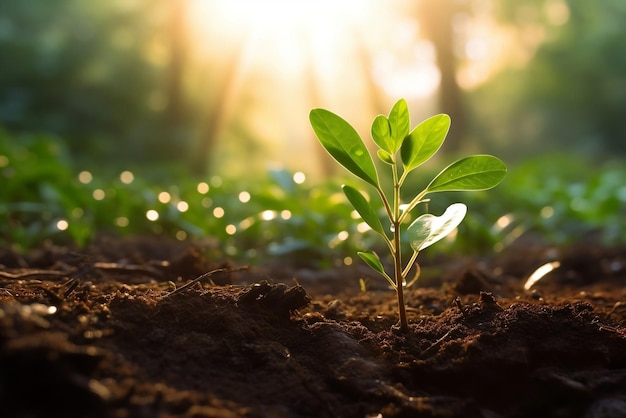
[166,0,186,129]
[305,47,337,178]
[159,0,194,165]
[418,0,466,152]
[191,41,249,176]
[165,0,245,177]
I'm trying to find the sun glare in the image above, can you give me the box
[183,0,465,175]
[191,0,376,30]
[185,0,442,100]
[188,0,377,38]
[187,0,381,78]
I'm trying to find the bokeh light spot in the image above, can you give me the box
[238,191,251,203]
[357,222,370,233]
[56,220,69,231]
[261,210,276,221]
[79,171,93,184]
[120,170,134,184]
[213,207,225,218]
[116,217,129,227]
[495,214,513,229]
[92,189,106,200]
[177,201,189,212]
[540,206,554,219]
[197,182,209,194]
[293,171,306,184]
[158,192,171,204]
[239,218,254,229]
[146,209,159,221]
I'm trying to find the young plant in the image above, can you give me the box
[310,99,506,332]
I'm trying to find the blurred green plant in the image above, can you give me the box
[0,130,87,248]
[310,99,506,332]
[1,129,624,267]
[0,129,361,263]
[489,154,626,247]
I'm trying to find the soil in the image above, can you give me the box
[1,235,626,418]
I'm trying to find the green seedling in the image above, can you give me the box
[310,99,506,332]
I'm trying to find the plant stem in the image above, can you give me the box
[376,186,394,227]
[393,218,408,332]
[375,186,396,255]
[393,168,409,333]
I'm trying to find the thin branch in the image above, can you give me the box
[398,166,410,187]
[398,189,429,224]
[163,265,248,298]
[402,250,420,278]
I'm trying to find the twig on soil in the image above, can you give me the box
[62,279,80,299]
[453,297,467,318]
[0,269,70,279]
[162,265,249,298]
[36,278,81,305]
[93,262,165,279]
[607,301,623,316]
[0,288,13,296]
[591,317,620,333]
[420,325,462,358]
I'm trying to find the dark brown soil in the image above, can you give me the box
[2,236,626,418]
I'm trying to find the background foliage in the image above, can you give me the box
[0,0,190,168]
[2,130,624,266]
[1,0,624,261]
[472,0,626,159]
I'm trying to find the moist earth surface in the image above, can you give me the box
[1,236,626,418]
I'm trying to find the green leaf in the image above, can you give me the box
[388,99,410,152]
[342,185,385,236]
[407,203,467,251]
[358,252,396,288]
[401,114,450,172]
[377,149,394,165]
[358,251,386,275]
[426,155,507,193]
[371,115,393,153]
[310,109,379,187]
